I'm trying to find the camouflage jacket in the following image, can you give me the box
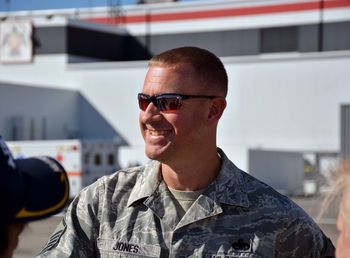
[38,149,334,258]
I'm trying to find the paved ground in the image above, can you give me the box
[14,215,62,258]
[13,195,339,258]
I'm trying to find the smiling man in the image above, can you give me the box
[38,47,335,257]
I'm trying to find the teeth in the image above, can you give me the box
[148,130,169,136]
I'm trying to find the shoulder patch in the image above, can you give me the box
[39,218,67,255]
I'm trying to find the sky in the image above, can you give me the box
[0,0,198,12]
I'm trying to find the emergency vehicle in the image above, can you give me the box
[7,139,121,198]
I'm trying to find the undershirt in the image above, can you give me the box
[168,187,206,219]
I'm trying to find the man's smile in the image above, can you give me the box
[147,129,172,137]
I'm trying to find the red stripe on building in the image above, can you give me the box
[85,0,350,25]
[325,0,350,8]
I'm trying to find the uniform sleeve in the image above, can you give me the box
[36,180,103,257]
[276,209,335,258]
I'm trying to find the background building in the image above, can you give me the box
[0,0,350,192]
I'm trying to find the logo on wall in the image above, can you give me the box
[0,21,33,63]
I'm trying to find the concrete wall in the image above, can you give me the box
[0,55,78,89]
[219,52,350,169]
[0,82,125,142]
[0,82,79,140]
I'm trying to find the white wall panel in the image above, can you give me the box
[0,54,78,89]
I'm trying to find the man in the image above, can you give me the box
[38,47,335,257]
[0,136,69,258]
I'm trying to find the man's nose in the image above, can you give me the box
[141,102,163,123]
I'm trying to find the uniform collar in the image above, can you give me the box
[127,148,250,209]
[127,161,162,207]
[204,148,250,208]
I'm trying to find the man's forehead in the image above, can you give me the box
[148,67,164,75]
[143,64,198,93]
[146,67,164,84]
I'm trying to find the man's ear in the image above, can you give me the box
[208,98,227,122]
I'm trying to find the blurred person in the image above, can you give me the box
[321,159,350,258]
[0,136,69,258]
[39,46,335,257]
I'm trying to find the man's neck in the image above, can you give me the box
[160,150,222,191]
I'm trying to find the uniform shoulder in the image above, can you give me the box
[238,168,311,217]
[98,165,145,187]
[75,165,146,198]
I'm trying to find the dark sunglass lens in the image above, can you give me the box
[157,96,181,112]
[138,95,150,111]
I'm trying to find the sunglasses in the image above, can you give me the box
[138,93,218,112]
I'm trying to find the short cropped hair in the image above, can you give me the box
[149,47,228,97]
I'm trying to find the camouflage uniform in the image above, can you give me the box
[38,149,334,257]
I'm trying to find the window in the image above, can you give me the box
[107,153,115,166]
[94,154,101,166]
[260,26,298,53]
[324,22,350,51]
